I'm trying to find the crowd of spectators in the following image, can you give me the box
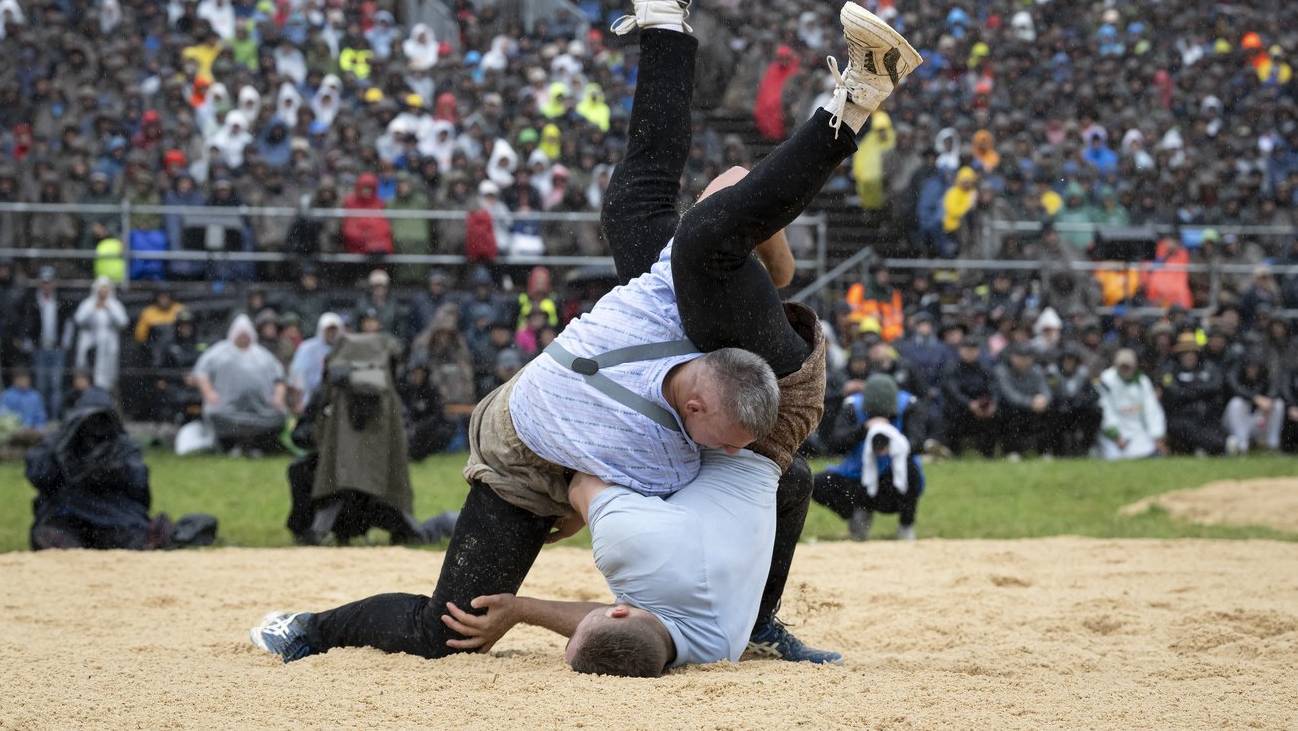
[0,0,1296,462]
[0,0,1294,282]
[0,260,570,456]
[1,251,1296,463]
[821,259,1298,460]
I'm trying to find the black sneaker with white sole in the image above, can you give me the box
[249,611,316,663]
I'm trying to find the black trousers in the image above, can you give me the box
[998,406,1043,455]
[813,466,922,528]
[943,408,997,457]
[310,29,855,657]
[1166,414,1228,455]
[603,29,857,377]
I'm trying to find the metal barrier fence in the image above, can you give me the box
[792,219,1298,319]
[0,201,830,284]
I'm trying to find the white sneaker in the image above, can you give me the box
[896,525,917,541]
[1225,435,1243,456]
[611,0,691,36]
[824,1,923,134]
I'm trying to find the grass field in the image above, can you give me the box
[1,452,1294,552]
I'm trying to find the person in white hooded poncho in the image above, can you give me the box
[196,82,232,138]
[275,82,302,128]
[312,74,344,128]
[275,40,308,85]
[192,314,288,453]
[1097,349,1167,460]
[486,138,519,188]
[420,120,456,171]
[403,23,439,71]
[210,110,254,168]
[237,85,262,123]
[197,0,236,40]
[73,277,129,392]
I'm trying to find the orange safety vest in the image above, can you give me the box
[845,284,905,342]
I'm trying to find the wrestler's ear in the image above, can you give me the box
[682,397,707,416]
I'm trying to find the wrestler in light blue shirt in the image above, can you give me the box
[587,449,779,666]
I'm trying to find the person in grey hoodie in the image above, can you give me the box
[994,341,1052,457]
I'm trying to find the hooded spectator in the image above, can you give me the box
[73,277,129,392]
[754,44,800,142]
[341,173,393,255]
[192,314,288,455]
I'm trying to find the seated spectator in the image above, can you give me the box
[154,311,204,424]
[192,315,288,456]
[514,308,551,357]
[1160,333,1232,456]
[134,291,185,345]
[276,314,304,369]
[1030,308,1063,356]
[411,304,475,409]
[401,356,456,461]
[994,342,1052,458]
[408,269,456,338]
[1040,344,1100,457]
[480,347,524,397]
[1,369,46,430]
[341,173,393,257]
[472,320,517,398]
[515,265,561,331]
[1141,238,1192,309]
[288,312,345,413]
[353,270,403,337]
[1097,349,1167,460]
[941,337,998,457]
[25,396,212,550]
[814,374,925,541]
[62,370,112,420]
[846,267,904,342]
[897,312,950,398]
[1223,350,1285,454]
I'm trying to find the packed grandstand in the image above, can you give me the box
[0,0,1296,460]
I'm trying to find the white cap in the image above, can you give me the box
[478,180,499,196]
[368,269,391,287]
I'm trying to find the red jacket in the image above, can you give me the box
[1142,239,1192,309]
[754,46,801,142]
[341,173,393,254]
[464,208,498,262]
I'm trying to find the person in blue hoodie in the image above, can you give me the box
[256,119,293,170]
[813,374,926,541]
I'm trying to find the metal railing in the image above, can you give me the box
[0,201,829,283]
[792,218,1298,318]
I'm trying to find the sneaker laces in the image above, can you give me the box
[258,613,300,640]
[825,55,853,139]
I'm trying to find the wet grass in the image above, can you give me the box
[1,451,1294,552]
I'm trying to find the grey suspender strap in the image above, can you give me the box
[543,340,698,433]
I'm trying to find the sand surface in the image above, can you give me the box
[1121,478,1298,532]
[2,539,1296,730]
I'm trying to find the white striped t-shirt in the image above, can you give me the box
[508,243,704,496]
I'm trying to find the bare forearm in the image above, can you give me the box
[514,597,608,638]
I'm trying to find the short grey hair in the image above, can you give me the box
[698,348,780,440]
